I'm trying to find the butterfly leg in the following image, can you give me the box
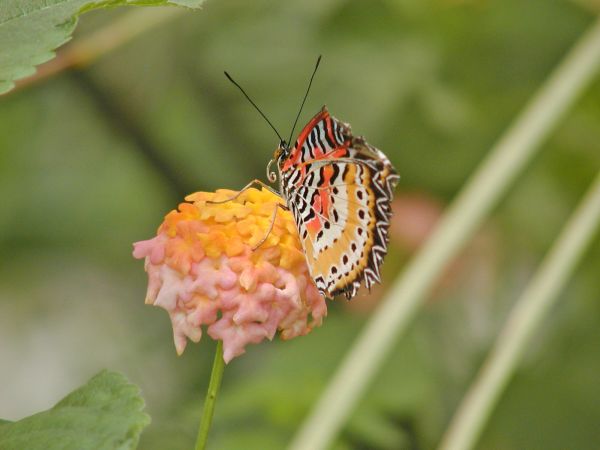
[207,179,281,204]
[251,202,289,251]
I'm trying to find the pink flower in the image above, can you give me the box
[133,188,326,363]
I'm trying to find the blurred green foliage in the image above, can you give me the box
[0,371,149,450]
[0,0,205,94]
[0,0,599,449]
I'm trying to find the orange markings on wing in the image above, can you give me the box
[318,165,335,219]
[306,216,321,234]
[325,116,337,147]
[313,146,325,158]
[331,148,348,158]
[282,107,330,171]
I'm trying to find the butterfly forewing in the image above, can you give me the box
[280,107,399,299]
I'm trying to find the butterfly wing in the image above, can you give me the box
[280,106,399,299]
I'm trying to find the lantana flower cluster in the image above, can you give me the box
[133,187,326,363]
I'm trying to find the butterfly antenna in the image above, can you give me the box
[286,55,322,148]
[224,71,283,142]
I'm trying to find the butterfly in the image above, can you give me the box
[222,57,398,300]
[272,106,398,299]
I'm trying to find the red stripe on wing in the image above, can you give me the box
[282,107,329,171]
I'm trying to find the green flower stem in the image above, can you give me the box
[289,17,600,450]
[438,171,600,450]
[195,340,225,450]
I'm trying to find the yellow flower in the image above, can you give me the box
[133,187,326,363]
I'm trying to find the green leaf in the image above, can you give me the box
[0,420,12,425]
[0,370,150,450]
[0,0,204,94]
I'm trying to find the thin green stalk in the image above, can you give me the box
[438,171,600,450]
[289,17,600,450]
[195,340,225,450]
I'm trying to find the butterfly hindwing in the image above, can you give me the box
[280,107,399,299]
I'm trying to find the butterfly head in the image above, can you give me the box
[273,139,290,162]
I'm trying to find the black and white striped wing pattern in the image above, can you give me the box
[278,106,399,299]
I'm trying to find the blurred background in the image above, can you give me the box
[1,0,599,449]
